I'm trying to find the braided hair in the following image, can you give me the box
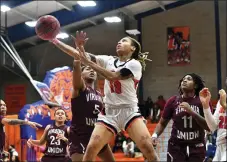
[127,37,151,71]
[178,73,205,96]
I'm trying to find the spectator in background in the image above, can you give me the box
[145,97,153,119]
[122,138,135,158]
[1,151,9,162]
[155,95,166,116]
[205,131,217,162]
[8,145,19,162]
[112,132,126,153]
[150,103,161,123]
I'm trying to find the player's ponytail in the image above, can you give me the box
[127,37,151,71]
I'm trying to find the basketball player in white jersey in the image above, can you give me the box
[199,88,226,161]
[49,31,159,161]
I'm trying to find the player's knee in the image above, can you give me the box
[139,140,157,160]
[86,143,98,153]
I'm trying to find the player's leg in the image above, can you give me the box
[69,140,86,161]
[211,145,219,162]
[98,144,115,161]
[187,144,206,162]
[125,117,159,161]
[167,140,187,162]
[71,153,84,161]
[82,124,115,161]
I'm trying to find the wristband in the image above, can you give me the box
[51,38,60,45]
[152,133,158,138]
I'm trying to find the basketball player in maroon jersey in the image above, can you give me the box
[68,58,114,161]
[151,74,210,162]
[0,99,42,159]
[27,108,70,162]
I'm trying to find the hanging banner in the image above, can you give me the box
[167,26,190,66]
[4,84,26,114]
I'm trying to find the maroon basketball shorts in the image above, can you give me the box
[167,139,206,162]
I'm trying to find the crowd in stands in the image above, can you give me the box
[138,95,166,123]
[1,145,19,162]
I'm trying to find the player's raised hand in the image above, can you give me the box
[56,133,68,143]
[199,88,211,108]
[27,135,33,148]
[27,121,42,130]
[71,31,89,48]
[77,46,89,65]
[219,89,226,109]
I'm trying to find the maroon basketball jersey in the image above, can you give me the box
[162,96,207,145]
[0,116,5,152]
[70,86,103,141]
[44,124,68,157]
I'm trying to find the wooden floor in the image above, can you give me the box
[114,152,144,161]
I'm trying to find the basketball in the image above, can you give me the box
[35,15,60,40]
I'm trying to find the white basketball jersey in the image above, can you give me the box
[213,101,227,145]
[96,55,142,106]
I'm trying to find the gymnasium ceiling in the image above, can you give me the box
[0,0,194,50]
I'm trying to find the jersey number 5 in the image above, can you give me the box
[109,80,122,94]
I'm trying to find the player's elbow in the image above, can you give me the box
[111,72,122,81]
[209,126,218,133]
[106,73,119,81]
[106,76,115,81]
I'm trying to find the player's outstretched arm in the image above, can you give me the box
[199,88,218,131]
[51,39,80,59]
[27,125,50,147]
[151,96,175,145]
[72,59,86,98]
[2,118,42,129]
[77,46,134,81]
[200,88,223,132]
[50,37,97,64]
[153,117,170,137]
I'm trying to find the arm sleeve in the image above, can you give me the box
[119,68,132,77]
[203,101,220,132]
[161,96,176,120]
[124,60,142,79]
[96,55,114,68]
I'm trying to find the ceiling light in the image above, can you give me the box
[1,5,11,12]
[126,29,141,35]
[77,1,96,7]
[56,32,69,39]
[25,21,37,27]
[104,16,121,23]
